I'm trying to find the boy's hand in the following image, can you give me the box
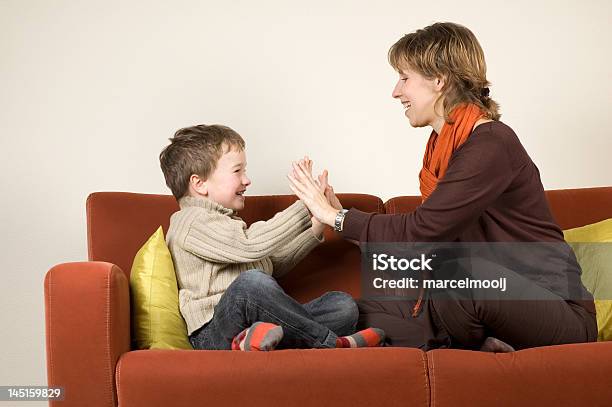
[297,156,328,238]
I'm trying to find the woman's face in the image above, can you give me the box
[392,66,444,130]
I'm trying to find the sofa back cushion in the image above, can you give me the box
[384,186,612,230]
[544,186,612,229]
[87,192,179,278]
[87,192,384,302]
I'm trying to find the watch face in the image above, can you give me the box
[334,210,346,232]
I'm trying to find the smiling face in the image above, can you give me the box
[192,145,251,211]
[392,66,445,133]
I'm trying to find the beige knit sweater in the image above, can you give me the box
[166,196,322,335]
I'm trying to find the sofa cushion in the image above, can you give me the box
[564,218,612,341]
[87,192,179,278]
[545,187,612,229]
[130,226,192,350]
[116,348,429,407]
[427,342,612,407]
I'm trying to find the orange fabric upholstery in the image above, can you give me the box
[545,186,612,229]
[427,342,612,407]
[86,192,179,279]
[384,195,422,215]
[116,348,429,407]
[45,262,130,407]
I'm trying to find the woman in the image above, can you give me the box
[288,22,597,352]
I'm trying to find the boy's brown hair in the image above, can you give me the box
[159,124,245,200]
[388,22,501,122]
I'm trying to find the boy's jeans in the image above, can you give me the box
[188,269,358,350]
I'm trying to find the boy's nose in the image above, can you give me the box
[243,176,251,186]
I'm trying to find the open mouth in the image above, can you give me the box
[236,191,246,196]
[402,102,412,110]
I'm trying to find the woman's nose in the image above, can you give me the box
[392,81,402,98]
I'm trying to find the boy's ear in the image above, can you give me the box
[189,174,208,196]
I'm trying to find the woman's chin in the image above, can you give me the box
[406,114,419,127]
[406,113,427,129]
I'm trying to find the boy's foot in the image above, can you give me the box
[479,336,515,353]
[336,328,385,348]
[231,322,284,351]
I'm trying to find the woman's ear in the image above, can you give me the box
[189,174,208,196]
[434,76,446,92]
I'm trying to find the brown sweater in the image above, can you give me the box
[343,121,595,313]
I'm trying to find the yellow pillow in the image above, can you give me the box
[564,218,612,341]
[130,226,192,349]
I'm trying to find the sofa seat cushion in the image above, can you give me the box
[116,348,429,407]
[427,342,612,407]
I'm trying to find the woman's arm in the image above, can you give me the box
[290,126,518,243]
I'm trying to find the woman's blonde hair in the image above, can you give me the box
[389,22,501,122]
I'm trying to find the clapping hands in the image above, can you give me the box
[288,156,342,229]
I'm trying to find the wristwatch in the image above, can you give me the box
[334,209,349,232]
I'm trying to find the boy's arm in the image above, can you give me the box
[182,200,312,263]
[270,227,324,278]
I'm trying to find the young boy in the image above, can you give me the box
[159,124,385,350]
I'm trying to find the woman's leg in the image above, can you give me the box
[429,257,598,350]
[356,299,451,349]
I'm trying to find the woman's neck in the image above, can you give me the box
[431,116,445,135]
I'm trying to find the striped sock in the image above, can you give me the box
[231,322,284,351]
[335,328,385,348]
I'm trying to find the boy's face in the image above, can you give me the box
[202,147,251,211]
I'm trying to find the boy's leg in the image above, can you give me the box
[302,291,359,336]
[198,269,338,350]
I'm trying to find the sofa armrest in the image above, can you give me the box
[44,262,130,407]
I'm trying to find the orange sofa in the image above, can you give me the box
[44,187,612,407]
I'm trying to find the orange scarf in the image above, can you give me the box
[419,103,485,202]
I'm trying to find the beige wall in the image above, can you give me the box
[1,0,610,398]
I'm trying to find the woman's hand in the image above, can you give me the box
[317,169,343,210]
[304,157,327,238]
[288,159,339,227]
[296,157,330,237]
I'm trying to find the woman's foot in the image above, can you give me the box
[480,336,515,353]
[231,322,284,351]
